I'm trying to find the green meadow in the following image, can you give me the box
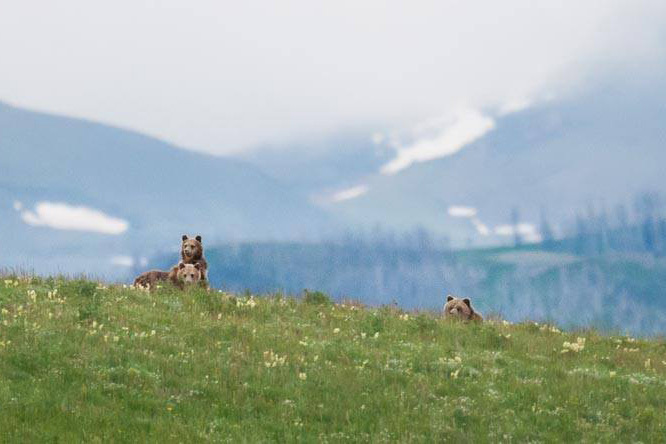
[1,277,665,442]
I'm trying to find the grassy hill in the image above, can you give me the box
[1,276,666,442]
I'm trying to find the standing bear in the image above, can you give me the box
[181,235,209,281]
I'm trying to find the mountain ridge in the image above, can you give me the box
[0,100,335,276]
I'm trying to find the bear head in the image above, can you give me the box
[443,295,480,321]
[176,262,202,285]
[181,234,203,261]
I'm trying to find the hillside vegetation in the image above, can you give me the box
[1,276,665,442]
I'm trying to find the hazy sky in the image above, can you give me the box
[1,0,665,155]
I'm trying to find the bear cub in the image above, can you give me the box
[443,295,483,322]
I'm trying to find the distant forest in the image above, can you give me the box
[541,192,666,256]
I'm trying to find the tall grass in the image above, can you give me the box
[0,276,665,442]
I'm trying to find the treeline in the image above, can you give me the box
[539,192,666,255]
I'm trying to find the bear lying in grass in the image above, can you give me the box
[443,295,483,322]
[134,263,203,290]
[181,235,208,280]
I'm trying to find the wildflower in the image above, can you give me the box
[373,332,379,339]
[298,372,307,381]
[360,332,366,339]
[236,297,258,308]
[263,350,287,368]
[333,328,340,334]
[562,337,585,353]
[540,325,561,333]
[609,371,616,378]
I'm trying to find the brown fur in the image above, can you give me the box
[443,295,483,322]
[181,235,208,280]
[171,262,203,289]
[133,268,176,290]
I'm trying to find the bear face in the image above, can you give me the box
[175,262,202,285]
[181,235,203,261]
[443,295,482,322]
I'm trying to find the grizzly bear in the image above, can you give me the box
[171,262,203,289]
[133,262,203,290]
[181,235,208,280]
[443,295,483,322]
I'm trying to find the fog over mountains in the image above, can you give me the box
[247,81,666,246]
[0,101,333,276]
[2,77,666,276]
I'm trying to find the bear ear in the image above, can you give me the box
[194,263,201,270]
[182,235,188,241]
[195,235,202,243]
[446,295,454,302]
[178,262,186,269]
[463,298,472,308]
